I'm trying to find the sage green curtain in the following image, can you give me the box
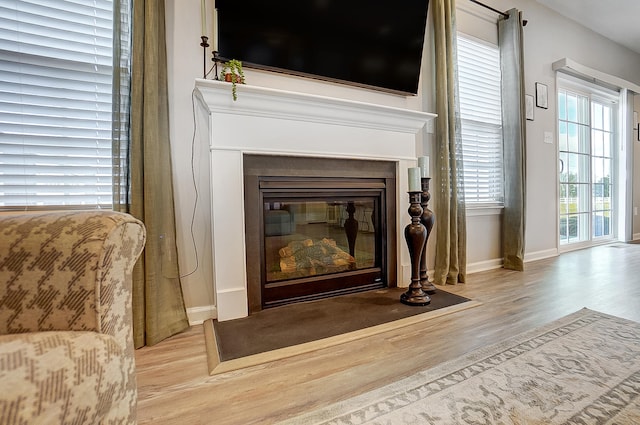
[499,9,527,271]
[432,0,467,285]
[113,0,189,347]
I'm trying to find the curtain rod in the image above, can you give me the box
[468,0,509,18]
[468,0,528,26]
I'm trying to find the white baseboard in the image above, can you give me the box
[525,248,559,263]
[186,305,217,326]
[466,258,503,274]
[633,233,640,242]
[466,248,559,274]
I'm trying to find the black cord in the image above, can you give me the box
[179,88,202,278]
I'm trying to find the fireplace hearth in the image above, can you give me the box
[244,155,396,312]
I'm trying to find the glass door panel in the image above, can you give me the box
[259,188,386,308]
[558,90,590,246]
[558,87,616,247]
[590,100,613,239]
[263,198,378,282]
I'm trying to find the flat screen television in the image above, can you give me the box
[215,0,430,95]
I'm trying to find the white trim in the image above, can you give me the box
[561,238,618,251]
[466,206,503,217]
[524,248,559,263]
[215,146,420,162]
[215,286,249,321]
[194,79,436,134]
[187,305,217,326]
[620,90,635,242]
[552,58,640,94]
[467,258,503,274]
[465,248,560,274]
[633,233,640,242]
[557,72,621,101]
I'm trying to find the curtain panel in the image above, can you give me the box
[499,9,527,271]
[432,0,467,285]
[114,0,189,347]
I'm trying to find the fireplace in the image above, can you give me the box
[194,79,435,321]
[244,155,396,312]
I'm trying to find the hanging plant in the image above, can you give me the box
[219,59,245,101]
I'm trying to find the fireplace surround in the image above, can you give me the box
[194,79,436,321]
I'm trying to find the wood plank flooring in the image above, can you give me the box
[135,243,640,425]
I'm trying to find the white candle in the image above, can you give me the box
[212,8,219,51]
[408,167,421,192]
[418,156,430,178]
[201,0,207,36]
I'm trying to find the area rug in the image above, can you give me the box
[204,288,480,375]
[278,308,640,425]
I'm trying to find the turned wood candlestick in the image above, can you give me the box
[420,177,436,294]
[401,191,431,306]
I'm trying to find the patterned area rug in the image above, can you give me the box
[278,308,640,424]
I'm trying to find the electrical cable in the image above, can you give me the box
[179,88,202,278]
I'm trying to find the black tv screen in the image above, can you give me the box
[215,0,430,95]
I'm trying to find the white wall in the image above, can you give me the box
[165,0,640,322]
[165,0,215,323]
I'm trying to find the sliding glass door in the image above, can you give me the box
[558,84,616,248]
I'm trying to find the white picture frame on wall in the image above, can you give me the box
[525,94,534,121]
[535,82,548,109]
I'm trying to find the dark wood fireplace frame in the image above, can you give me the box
[243,154,397,314]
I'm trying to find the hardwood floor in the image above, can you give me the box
[135,243,640,425]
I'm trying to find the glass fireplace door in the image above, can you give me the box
[260,191,385,307]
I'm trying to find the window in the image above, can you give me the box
[457,34,504,205]
[0,1,120,209]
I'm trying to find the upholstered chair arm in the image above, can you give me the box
[0,210,146,425]
[0,211,145,339]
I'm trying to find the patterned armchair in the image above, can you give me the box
[0,211,146,425]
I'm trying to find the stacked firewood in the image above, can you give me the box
[279,238,355,274]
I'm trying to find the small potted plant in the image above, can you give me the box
[219,59,245,101]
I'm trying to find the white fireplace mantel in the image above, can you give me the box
[194,79,436,321]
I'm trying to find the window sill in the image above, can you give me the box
[466,205,504,217]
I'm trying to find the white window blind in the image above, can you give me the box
[0,0,115,209]
[457,34,504,205]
